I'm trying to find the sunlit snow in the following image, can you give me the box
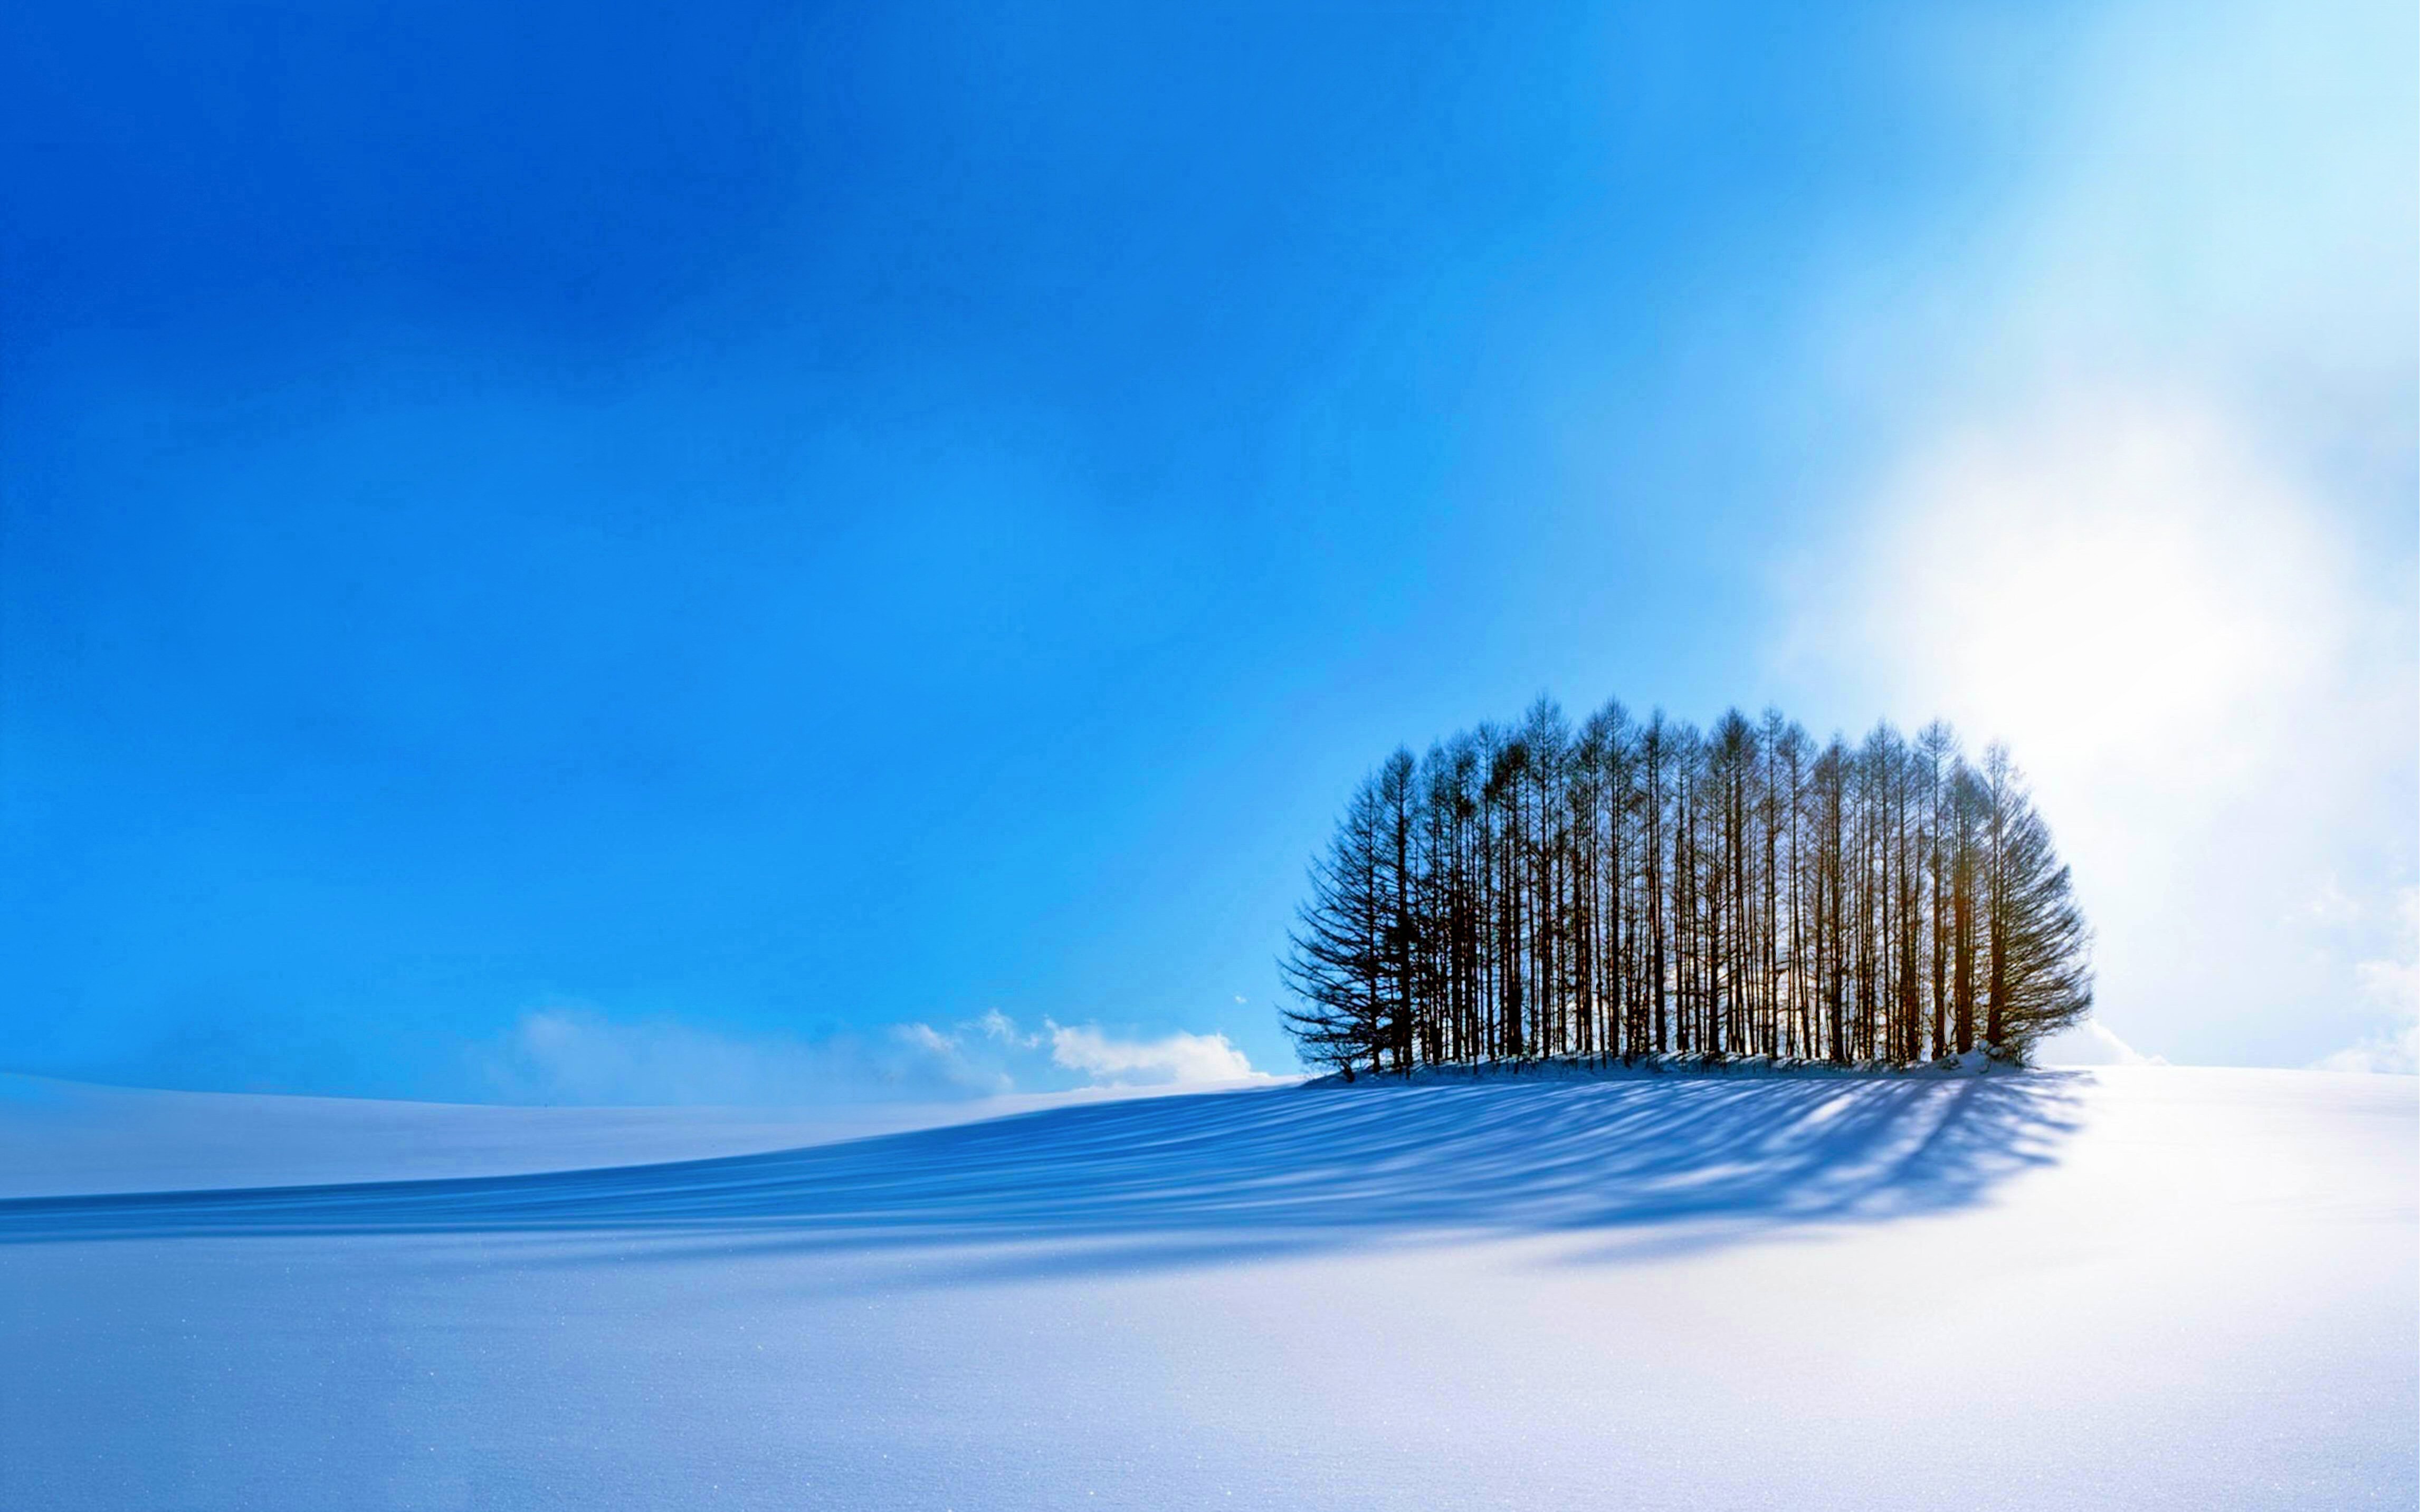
[0,1065,2409,1509]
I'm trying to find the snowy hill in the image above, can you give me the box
[0,1066,2409,1509]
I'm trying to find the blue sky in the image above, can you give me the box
[4,0,2412,1100]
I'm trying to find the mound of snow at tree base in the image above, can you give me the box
[0,1066,2408,1511]
[1301,1045,2029,1085]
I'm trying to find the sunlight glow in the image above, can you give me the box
[1816,390,2409,1065]
[1871,397,2343,801]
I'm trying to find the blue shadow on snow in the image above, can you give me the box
[0,1071,2084,1270]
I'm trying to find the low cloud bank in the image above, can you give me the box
[2311,887,2420,1075]
[1048,1023,1258,1086]
[473,1006,1274,1106]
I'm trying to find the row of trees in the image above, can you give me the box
[1281,697,2092,1076]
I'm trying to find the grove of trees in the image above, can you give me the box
[1281,698,2092,1077]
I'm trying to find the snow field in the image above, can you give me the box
[0,1065,2408,1509]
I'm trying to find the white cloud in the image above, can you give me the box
[2313,1032,2420,1078]
[976,1009,1040,1048]
[1047,1023,1264,1087]
[2313,887,2420,1074]
[472,1005,1267,1105]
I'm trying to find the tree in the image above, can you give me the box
[1917,721,1957,1060]
[1279,771,1391,1077]
[1948,759,1984,1056]
[1278,696,2095,1074]
[1979,746,2094,1053]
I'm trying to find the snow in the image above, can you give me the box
[0,1071,1233,1198]
[0,1066,2409,1509]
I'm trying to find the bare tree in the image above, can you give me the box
[1279,699,2094,1075]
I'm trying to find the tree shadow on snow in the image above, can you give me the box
[0,1072,2085,1276]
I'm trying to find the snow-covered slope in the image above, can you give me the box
[0,1066,2409,1509]
[0,1070,1222,1198]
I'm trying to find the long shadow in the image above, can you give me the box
[0,1073,2084,1270]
